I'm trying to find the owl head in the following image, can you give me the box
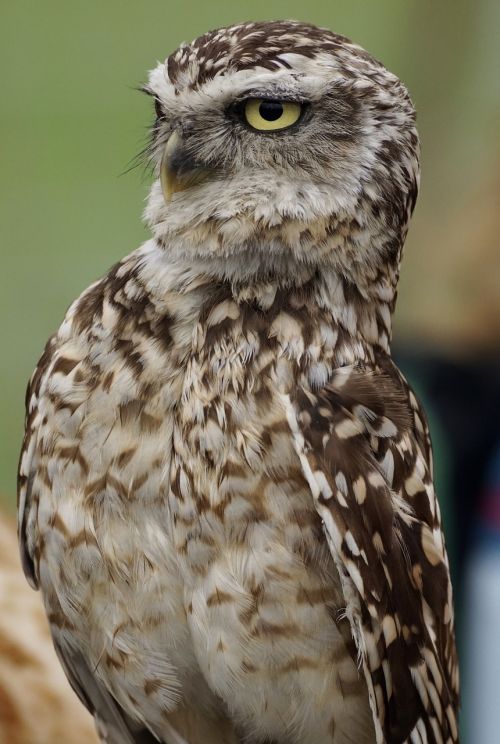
[143,21,419,288]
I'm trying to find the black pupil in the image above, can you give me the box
[258,100,284,121]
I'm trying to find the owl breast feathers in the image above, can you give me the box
[18,20,459,744]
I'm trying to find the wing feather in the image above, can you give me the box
[18,335,57,586]
[284,360,459,744]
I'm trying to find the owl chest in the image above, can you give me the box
[167,344,369,741]
[167,296,343,575]
[170,345,322,574]
[169,339,337,592]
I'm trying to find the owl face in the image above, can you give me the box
[144,21,419,283]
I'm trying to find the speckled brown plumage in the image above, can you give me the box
[18,19,458,744]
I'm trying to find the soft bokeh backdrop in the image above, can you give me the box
[1,2,499,742]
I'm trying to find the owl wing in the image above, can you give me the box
[18,335,57,588]
[283,359,459,744]
[17,336,160,744]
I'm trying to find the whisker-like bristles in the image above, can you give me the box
[120,128,157,179]
[120,83,169,178]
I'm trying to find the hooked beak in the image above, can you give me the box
[160,131,214,203]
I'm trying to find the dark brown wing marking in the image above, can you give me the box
[285,362,459,744]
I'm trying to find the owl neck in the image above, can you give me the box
[146,242,397,363]
[227,264,396,361]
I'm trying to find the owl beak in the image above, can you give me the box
[160,131,213,202]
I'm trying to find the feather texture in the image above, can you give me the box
[284,361,459,743]
[17,19,458,744]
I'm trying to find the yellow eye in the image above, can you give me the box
[244,99,302,132]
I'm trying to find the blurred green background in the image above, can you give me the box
[1,0,499,501]
[1,1,500,742]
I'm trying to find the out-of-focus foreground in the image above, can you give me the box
[1,1,499,742]
[0,514,98,743]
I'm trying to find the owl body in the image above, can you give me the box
[171,268,375,744]
[20,242,373,743]
[19,20,459,744]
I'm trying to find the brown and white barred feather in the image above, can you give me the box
[283,360,459,744]
[17,339,163,744]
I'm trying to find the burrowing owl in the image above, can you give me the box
[18,20,459,744]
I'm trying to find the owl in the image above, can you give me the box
[18,20,459,744]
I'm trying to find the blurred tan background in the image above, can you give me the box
[1,1,499,742]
